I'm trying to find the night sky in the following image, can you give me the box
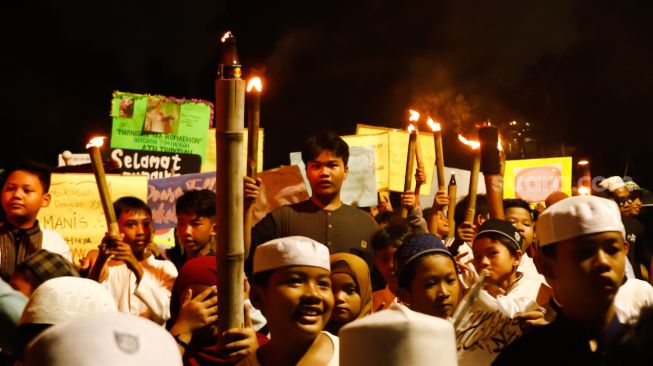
[2,0,652,187]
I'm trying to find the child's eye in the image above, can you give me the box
[318,280,332,289]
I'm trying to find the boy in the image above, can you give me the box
[166,189,217,269]
[494,195,632,365]
[89,196,177,325]
[371,218,411,311]
[503,198,545,283]
[239,236,338,366]
[0,161,71,281]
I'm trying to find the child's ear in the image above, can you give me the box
[41,192,51,208]
[249,284,265,312]
[210,222,217,236]
[512,250,523,268]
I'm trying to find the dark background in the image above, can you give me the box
[1,0,652,187]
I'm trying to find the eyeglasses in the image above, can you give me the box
[616,197,633,207]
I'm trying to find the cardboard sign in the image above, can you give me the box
[356,124,436,194]
[342,133,389,190]
[503,157,573,204]
[289,146,378,207]
[200,128,265,173]
[419,167,487,210]
[37,173,148,262]
[148,172,216,231]
[110,91,213,160]
[110,148,201,178]
[251,165,310,225]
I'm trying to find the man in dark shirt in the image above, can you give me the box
[244,130,378,274]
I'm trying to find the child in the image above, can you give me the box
[503,198,545,284]
[371,218,411,311]
[168,256,266,365]
[0,161,71,281]
[471,219,541,315]
[89,196,178,325]
[167,189,217,269]
[238,236,337,366]
[326,253,373,335]
[393,233,462,319]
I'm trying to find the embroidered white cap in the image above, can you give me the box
[25,313,182,366]
[253,236,330,274]
[339,303,457,366]
[536,195,625,247]
[20,277,117,325]
[599,176,625,192]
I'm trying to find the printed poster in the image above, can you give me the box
[503,157,573,204]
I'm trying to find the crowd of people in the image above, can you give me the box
[1,130,652,365]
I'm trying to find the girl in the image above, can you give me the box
[326,253,373,335]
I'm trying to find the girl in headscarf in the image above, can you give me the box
[325,253,373,335]
[167,256,267,366]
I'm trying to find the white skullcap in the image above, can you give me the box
[20,277,117,325]
[25,313,182,366]
[536,195,625,247]
[599,176,625,192]
[253,236,330,274]
[339,303,457,366]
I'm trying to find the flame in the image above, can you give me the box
[407,124,416,133]
[247,77,262,92]
[498,137,503,151]
[578,186,591,195]
[427,118,441,132]
[409,110,420,122]
[86,136,105,149]
[221,31,233,43]
[577,160,589,166]
[458,134,480,150]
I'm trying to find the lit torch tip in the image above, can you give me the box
[86,136,105,149]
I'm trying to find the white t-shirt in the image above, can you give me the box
[42,229,72,262]
[236,331,339,366]
[615,277,653,323]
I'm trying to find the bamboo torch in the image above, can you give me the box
[446,172,457,241]
[402,123,417,218]
[427,118,446,191]
[86,137,119,235]
[458,135,481,223]
[215,31,245,338]
[244,76,262,262]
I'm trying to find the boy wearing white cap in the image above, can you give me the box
[494,195,633,365]
[237,236,338,366]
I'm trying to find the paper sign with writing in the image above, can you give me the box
[110,91,213,159]
[503,157,572,204]
[342,133,388,190]
[251,165,310,225]
[37,173,148,263]
[148,171,217,230]
[201,128,265,173]
[289,146,378,207]
[110,148,201,179]
[419,167,487,210]
[356,124,435,194]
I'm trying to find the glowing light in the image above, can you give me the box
[247,77,262,92]
[86,136,105,149]
[578,160,589,166]
[221,31,233,43]
[408,124,416,133]
[498,137,503,151]
[578,186,591,195]
[458,134,480,150]
[427,118,441,132]
[409,109,420,122]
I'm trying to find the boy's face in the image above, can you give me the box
[118,210,152,254]
[472,237,521,285]
[374,246,399,293]
[543,231,626,318]
[1,170,50,228]
[330,272,361,324]
[408,254,461,319]
[505,207,534,249]
[305,150,348,200]
[257,266,333,341]
[176,212,215,255]
[436,210,450,238]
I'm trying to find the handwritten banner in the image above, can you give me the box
[341,133,388,190]
[503,157,573,204]
[356,124,435,194]
[110,148,201,178]
[110,91,213,160]
[37,173,148,262]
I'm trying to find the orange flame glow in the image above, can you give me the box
[247,77,263,92]
[221,31,233,43]
[427,118,441,132]
[86,136,105,149]
[409,110,420,122]
[498,137,503,151]
[408,124,416,134]
[578,160,589,166]
[578,186,591,195]
[458,134,480,150]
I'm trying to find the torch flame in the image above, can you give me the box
[409,110,420,122]
[247,77,263,92]
[221,31,233,43]
[578,160,589,166]
[427,118,441,132]
[578,186,590,195]
[458,134,480,150]
[498,137,503,151]
[407,124,416,133]
[86,136,106,149]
